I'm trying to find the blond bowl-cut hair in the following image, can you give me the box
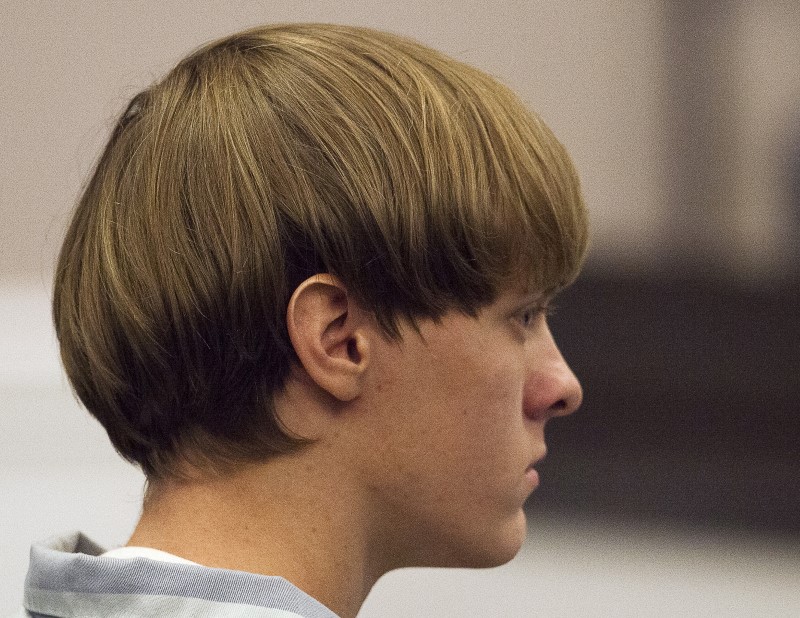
[54,23,588,480]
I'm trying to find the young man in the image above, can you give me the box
[20,23,587,618]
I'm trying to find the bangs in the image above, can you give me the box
[325,32,590,321]
[443,74,589,300]
[233,25,590,328]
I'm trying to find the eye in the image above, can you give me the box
[518,306,542,328]
[519,308,537,328]
[517,303,556,329]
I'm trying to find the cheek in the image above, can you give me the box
[445,371,528,486]
[370,380,520,499]
[362,335,526,481]
[461,381,523,446]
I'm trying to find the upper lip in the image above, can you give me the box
[527,448,547,470]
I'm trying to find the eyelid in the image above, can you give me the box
[516,303,554,329]
[541,301,558,316]
[521,299,556,315]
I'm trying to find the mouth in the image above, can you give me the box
[524,450,546,490]
[524,464,540,489]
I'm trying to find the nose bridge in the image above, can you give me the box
[526,324,583,419]
[550,346,583,417]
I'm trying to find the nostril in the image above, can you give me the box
[551,399,567,411]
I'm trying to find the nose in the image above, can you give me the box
[523,329,583,422]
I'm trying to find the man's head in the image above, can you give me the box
[54,23,587,486]
[277,275,583,571]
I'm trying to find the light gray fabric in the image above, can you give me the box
[17,532,339,618]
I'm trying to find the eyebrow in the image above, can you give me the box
[508,291,552,313]
[519,287,558,304]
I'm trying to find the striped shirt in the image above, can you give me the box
[17,532,339,617]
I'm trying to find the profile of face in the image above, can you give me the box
[341,287,583,571]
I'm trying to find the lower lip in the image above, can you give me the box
[525,467,540,489]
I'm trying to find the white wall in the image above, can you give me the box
[727,1,800,279]
[1,0,669,285]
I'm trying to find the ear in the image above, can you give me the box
[285,274,370,402]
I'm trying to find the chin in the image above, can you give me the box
[451,511,529,569]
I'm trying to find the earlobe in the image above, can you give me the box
[286,275,369,402]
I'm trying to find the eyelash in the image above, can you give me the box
[519,304,556,328]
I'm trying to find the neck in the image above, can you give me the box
[128,450,378,618]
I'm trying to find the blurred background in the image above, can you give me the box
[1,1,798,616]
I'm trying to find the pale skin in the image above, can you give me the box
[128,274,582,618]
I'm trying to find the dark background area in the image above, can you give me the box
[529,273,800,534]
